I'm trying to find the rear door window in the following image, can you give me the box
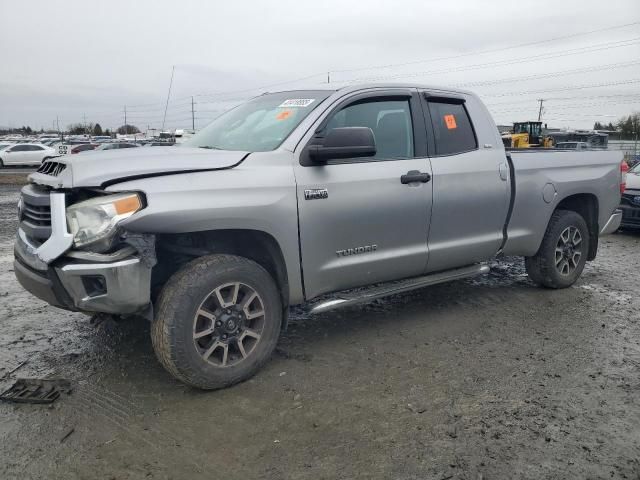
[427,100,477,156]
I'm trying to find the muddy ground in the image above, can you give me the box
[0,182,639,480]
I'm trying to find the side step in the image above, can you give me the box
[308,264,490,315]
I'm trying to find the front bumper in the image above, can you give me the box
[600,209,623,235]
[620,205,640,229]
[14,230,151,315]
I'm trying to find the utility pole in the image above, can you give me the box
[56,116,62,141]
[124,105,127,134]
[327,71,331,84]
[191,96,195,132]
[83,113,88,135]
[162,65,175,132]
[537,99,545,122]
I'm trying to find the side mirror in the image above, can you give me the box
[309,127,376,162]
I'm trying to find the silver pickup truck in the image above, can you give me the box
[14,84,625,389]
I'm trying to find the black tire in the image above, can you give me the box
[525,210,590,289]
[151,254,282,390]
[0,159,4,168]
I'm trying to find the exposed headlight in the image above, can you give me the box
[66,193,142,249]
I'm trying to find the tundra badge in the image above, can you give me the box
[304,188,328,200]
[336,245,378,257]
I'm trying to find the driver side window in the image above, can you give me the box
[325,99,414,160]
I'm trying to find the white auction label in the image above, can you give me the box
[278,99,315,108]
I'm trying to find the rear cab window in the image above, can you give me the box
[423,96,478,156]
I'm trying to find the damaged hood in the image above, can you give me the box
[28,147,249,188]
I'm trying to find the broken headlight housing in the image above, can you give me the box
[66,193,142,251]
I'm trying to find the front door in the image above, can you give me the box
[294,90,433,299]
[4,145,29,165]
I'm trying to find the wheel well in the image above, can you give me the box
[555,193,599,260]
[153,229,290,309]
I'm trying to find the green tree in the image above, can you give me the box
[616,113,640,139]
[93,123,103,135]
[67,123,86,135]
[117,124,140,135]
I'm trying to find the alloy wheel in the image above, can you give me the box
[192,282,265,367]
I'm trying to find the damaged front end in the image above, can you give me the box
[13,182,156,317]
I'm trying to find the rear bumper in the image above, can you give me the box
[600,209,623,235]
[14,230,151,315]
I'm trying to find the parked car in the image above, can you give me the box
[556,142,589,150]
[57,141,92,156]
[143,142,175,147]
[95,142,140,151]
[15,84,625,389]
[620,161,640,229]
[70,143,99,154]
[0,143,57,166]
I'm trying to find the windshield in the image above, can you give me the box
[183,91,332,152]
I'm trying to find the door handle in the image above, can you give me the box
[400,170,431,184]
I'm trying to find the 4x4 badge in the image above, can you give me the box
[304,188,328,200]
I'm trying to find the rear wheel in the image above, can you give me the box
[151,254,282,389]
[0,159,3,168]
[525,210,589,289]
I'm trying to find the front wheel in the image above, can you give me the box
[151,254,282,389]
[525,210,589,289]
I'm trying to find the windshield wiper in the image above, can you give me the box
[197,145,222,150]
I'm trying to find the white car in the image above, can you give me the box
[0,143,58,167]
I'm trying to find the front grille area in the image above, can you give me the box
[37,160,66,176]
[20,184,52,243]
[621,205,640,226]
[620,191,640,226]
[621,192,640,207]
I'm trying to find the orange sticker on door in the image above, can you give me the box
[444,114,457,130]
[276,110,292,120]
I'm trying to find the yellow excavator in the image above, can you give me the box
[502,121,554,148]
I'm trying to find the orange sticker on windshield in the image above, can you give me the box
[444,114,457,129]
[276,110,292,120]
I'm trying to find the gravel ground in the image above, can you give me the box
[0,183,639,480]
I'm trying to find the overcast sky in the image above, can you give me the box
[1,0,639,131]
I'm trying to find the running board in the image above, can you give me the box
[308,264,490,315]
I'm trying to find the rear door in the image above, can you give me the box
[420,92,510,272]
[294,89,433,299]
[25,145,45,164]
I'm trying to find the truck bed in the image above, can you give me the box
[503,149,624,257]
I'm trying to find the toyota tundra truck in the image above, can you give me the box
[13,84,625,389]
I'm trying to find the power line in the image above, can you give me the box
[335,37,640,84]
[454,60,640,88]
[330,20,640,74]
[481,78,640,97]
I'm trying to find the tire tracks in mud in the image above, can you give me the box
[44,383,253,477]
[48,385,209,476]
